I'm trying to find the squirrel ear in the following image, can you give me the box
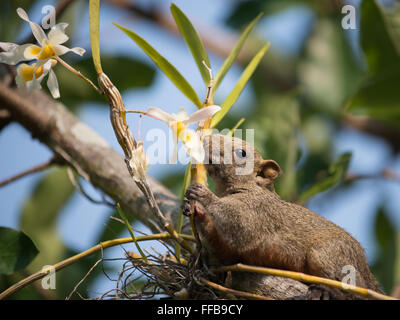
[259,159,282,182]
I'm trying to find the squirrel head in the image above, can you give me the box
[203,134,281,194]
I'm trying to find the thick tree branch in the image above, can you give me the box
[0,82,180,234]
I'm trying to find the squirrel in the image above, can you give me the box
[183,134,383,299]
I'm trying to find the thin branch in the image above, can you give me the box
[66,167,115,208]
[66,258,103,300]
[0,233,195,300]
[199,277,273,300]
[212,263,398,301]
[0,155,59,188]
[345,168,400,184]
[343,114,400,152]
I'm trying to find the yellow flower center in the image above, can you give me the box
[172,121,186,138]
[27,44,56,60]
[19,59,57,82]
[184,132,191,143]
[19,64,44,82]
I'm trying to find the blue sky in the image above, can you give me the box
[1,0,399,297]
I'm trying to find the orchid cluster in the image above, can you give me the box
[0,8,85,98]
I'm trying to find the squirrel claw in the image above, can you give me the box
[185,183,210,202]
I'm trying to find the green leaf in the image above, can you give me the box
[227,118,245,137]
[360,0,400,74]
[345,1,400,125]
[298,152,352,204]
[170,3,211,86]
[346,71,400,125]
[89,0,103,74]
[176,162,192,259]
[299,18,363,114]
[117,203,147,261]
[211,42,270,128]
[114,23,202,108]
[371,208,399,293]
[0,0,35,42]
[214,13,263,93]
[0,227,39,275]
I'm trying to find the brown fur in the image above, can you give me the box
[184,134,383,298]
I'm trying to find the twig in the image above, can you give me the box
[212,263,398,300]
[199,277,273,300]
[0,233,195,300]
[0,155,59,188]
[66,167,115,207]
[66,258,103,300]
[345,168,400,184]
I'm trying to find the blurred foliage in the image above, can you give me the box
[55,55,155,109]
[0,227,38,275]
[371,208,400,293]
[346,0,400,124]
[1,0,400,299]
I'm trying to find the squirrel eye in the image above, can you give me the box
[234,149,247,158]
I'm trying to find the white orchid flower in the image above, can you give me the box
[146,105,221,163]
[0,8,85,66]
[15,58,60,98]
[0,8,85,99]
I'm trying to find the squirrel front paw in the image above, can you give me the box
[185,183,212,204]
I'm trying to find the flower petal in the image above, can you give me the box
[52,44,85,56]
[175,107,189,121]
[181,129,205,163]
[17,8,47,45]
[147,107,176,125]
[23,44,42,60]
[169,137,179,164]
[47,68,60,99]
[0,43,33,65]
[184,105,221,125]
[48,23,69,45]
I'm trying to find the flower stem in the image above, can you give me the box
[55,56,102,95]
